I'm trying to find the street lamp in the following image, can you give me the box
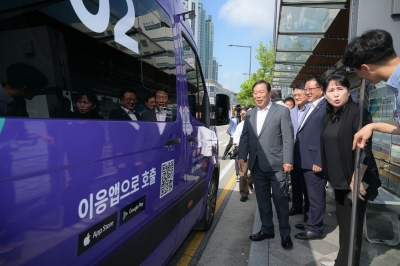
[228,44,252,77]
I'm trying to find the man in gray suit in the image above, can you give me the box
[238,80,294,249]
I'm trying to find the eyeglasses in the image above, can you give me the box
[304,87,321,92]
[123,98,137,102]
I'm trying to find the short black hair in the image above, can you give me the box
[145,92,156,102]
[284,97,295,105]
[324,74,352,117]
[271,90,282,101]
[7,63,48,90]
[305,75,327,90]
[252,80,271,92]
[156,88,170,99]
[119,88,136,100]
[342,29,397,69]
[293,83,305,90]
[77,89,100,111]
[324,74,350,93]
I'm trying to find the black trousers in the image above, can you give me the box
[334,189,368,266]
[223,136,233,157]
[252,161,291,238]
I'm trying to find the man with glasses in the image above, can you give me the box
[109,88,141,120]
[288,83,310,220]
[293,76,327,240]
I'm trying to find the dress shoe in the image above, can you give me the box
[249,231,275,241]
[281,236,293,249]
[289,208,303,216]
[295,223,307,230]
[294,231,323,240]
[222,156,226,160]
[321,261,335,266]
[240,196,248,202]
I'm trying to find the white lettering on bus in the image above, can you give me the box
[70,0,138,53]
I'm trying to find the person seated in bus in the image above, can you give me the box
[141,88,174,122]
[139,92,156,115]
[0,62,48,117]
[50,96,74,118]
[109,88,140,121]
[70,89,104,119]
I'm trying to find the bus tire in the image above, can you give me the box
[194,174,217,231]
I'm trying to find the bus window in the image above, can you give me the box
[183,38,207,124]
[0,0,176,121]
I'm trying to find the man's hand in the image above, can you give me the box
[283,163,293,173]
[238,159,245,173]
[352,124,373,150]
[312,164,322,173]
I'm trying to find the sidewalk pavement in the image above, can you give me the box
[248,189,400,266]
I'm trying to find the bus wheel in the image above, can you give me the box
[194,175,217,231]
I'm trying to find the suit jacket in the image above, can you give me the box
[109,107,140,121]
[141,108,174,122]
[238,103,294,173]
[294,98,326,169]
[290,103,310,140]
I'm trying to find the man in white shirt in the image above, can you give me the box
[238,80,294,249]
[293,76,326,241]
[232,108,254,202]
[141,88,174,122]
[109,88,140,121]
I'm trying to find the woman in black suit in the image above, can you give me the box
[320,74,380,266]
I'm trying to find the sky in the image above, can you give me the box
[200,0,276,92]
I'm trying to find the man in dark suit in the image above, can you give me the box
[141,88,174,122]
[288,83,310,218]
[139,93,156,115]
[293,76,327,240]
[238,80,294,249]
[109,88,140,120]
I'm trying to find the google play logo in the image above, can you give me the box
[122,211,129,221]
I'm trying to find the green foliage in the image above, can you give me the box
[236,41,275,105]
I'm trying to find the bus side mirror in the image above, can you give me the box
[214,94,230,126]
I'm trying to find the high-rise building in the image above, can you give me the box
[212,57,219,81]
[204,15,214,79]
[180,1,217,80]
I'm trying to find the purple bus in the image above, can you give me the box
[0,0,230,265]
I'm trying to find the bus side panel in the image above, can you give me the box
[0,118,185,265]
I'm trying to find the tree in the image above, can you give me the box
[236,41,275,105]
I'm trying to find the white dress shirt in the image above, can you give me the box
[156,107,166,121]
[257,101,272,135]
[121,106,138,120]
[299,96,324,129]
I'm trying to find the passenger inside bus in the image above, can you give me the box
[71,90,104,119]
[141,88,175,122]
[49,96,74,118]
[109,88,140,121]
[0,63,48,117]
[139,92,156,115]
